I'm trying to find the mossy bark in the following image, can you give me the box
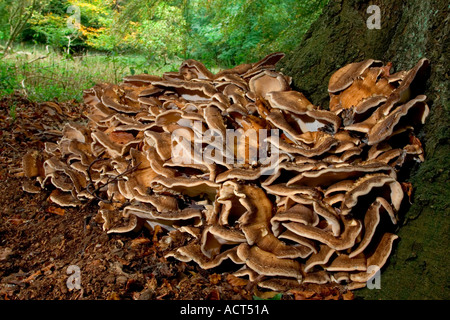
[278,0,449,299]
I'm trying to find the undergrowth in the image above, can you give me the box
[0,44,184,102]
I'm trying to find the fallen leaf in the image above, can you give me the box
[206,289,220,300]
[131,237,151,247]
[42,102,63,115]
[209,273,221,285]
[290,289,316,300]
[7,218,28,226]
[226,274,248,287]
[401,182,413,203]
[42,263,55,272]
[324,292,340,300]
[147,276,158,291]
[410,134,423,148]
[46,206,65,216]
[342,290,355,300]
[108,292,121,300]
[152,225,162,242]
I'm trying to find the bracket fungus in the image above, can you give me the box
[23,53,430,293]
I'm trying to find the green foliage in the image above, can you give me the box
[9,102,17,121]
[0,2,8,41]
[0,43,178,102]
[0,0,329,102]
[26,11,71,48]
[0,0,51,57]
[253,293,283,300]
[1,0,329,63]
[0,63,16,96]
[184,0,329,67]
[20,0,114,52]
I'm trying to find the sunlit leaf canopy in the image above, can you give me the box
[0,0,328,68]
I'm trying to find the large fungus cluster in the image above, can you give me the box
[22,53,430,291]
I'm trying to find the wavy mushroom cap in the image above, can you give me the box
[21,54,430,293]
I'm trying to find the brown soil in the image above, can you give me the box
[0,94,353,300]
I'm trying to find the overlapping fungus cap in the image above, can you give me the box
[22,53,430,293]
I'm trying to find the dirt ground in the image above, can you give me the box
[0,94,354,300]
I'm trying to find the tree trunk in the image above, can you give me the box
[278,0,449,299]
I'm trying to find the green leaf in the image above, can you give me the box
[253,293,283,300]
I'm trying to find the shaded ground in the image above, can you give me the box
[0,94,354,300]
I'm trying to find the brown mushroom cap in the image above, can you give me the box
[266,90,312,113]
[328,59,382,94]
[22,150,43,178]
[251,52,285,70]
[304,245,336,273]
[287,162,396,187]
[170,242,243,269]
[201,225,246,258]
[340,174,403,215]
[22,55,430,293]
[326,253,367,272]
[349,197,397,258]
[237,243,302,279]
[179,59,215,80]
[283,217,362,251]
[123,74,162,86]
[256,233,312,259]
[49,189,80,207]
[152,79,217,101]
[367,95,429,145]
[249,70,290,99]
[303,270,331,284]
[270,203,320,236]
[350,233,398,283]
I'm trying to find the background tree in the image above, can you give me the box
[278,0,449,299]
[0,0,329,68]
[0,0,49,57]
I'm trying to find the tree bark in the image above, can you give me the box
[278,0,449,299]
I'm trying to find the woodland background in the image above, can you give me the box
[0,0,327,101]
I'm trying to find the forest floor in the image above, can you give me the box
[0,94,354,300]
